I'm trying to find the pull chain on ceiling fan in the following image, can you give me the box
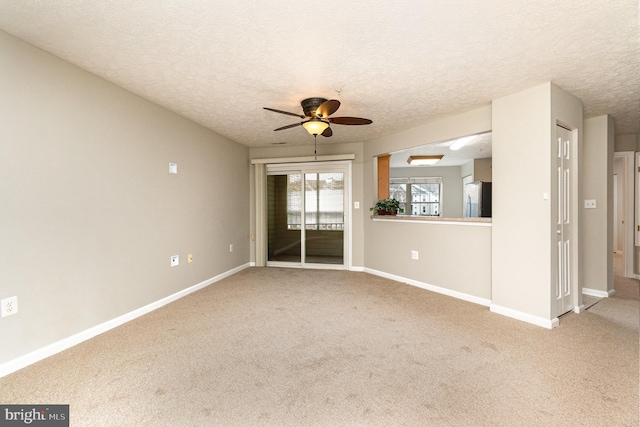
[264,97,372,138]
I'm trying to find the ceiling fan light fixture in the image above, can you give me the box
[407,155,444,166]
[302,118,329,135]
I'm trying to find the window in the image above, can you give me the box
[390,177,442,216]
[286,172,344,231]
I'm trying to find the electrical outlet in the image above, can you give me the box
[229,244,233,252]
[1,296,18,318]
[170,255,179,267]
[411,250,419,260]
[188,254,193,263]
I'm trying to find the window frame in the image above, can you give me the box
[390,177,443,217]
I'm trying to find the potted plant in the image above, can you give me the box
[370,198,403,215]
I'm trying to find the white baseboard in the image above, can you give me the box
[0,263,251,379]
[573,304,586,314]
[350,266,365,272]
[490,304,559,329]
[582,287,615,298]
[363,268,492,307]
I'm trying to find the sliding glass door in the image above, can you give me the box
[266,162,349,268]
[303,171,344,265]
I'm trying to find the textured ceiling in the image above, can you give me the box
[390,133,492,168]
[0,1,638,148]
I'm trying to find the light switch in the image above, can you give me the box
[354,201,360,209]
[584,200,596,209]
[169,163,178,174]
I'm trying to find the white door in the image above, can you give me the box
[555,125,573,316]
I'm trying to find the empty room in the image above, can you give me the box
[1,1,638,426]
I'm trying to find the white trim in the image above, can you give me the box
[364,268,491,307]
[573,304,586,314]
[372,217,492,227]
[265,160,352,270]
[613,152,635,278]
[582,287,615,298]
[0,263,251,378]
[251,154,355,164]
[350,266,365,272]
[490,304,559,329]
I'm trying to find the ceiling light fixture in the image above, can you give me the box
[302,118,329,135]
[407,155,444,166]
[449,135,475,151]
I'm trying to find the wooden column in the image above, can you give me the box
[377,155,390,199]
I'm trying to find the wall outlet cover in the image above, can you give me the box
[1,296,18,317]
[170,255,179,267]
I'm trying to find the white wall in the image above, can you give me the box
[0,31,250,367]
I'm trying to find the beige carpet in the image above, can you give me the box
[1,267,638,426]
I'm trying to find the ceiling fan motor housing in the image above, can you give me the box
[301,97,328,117]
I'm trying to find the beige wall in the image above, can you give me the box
[473,158,493,182]
[390,166,463,217]
[363,106,493,300]
[582,116,615,293]
[491,82,583,324]
[0,32,249,365]
[367,221,492,300]
[614,134,640,152]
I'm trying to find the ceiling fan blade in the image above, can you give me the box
[273,122,302,131]
[321,127,333,137]
[264,107,305,119]
[328,117,373,125]
[316,99,340,118]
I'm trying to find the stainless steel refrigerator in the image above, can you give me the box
[464,181,492,217]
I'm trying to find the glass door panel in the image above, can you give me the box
[267,173,301,263]
[304,172,344,265]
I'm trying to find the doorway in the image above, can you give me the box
[613,152,636,279]
[266,161,350,269]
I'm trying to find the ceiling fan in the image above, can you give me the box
[263,97,372,137]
